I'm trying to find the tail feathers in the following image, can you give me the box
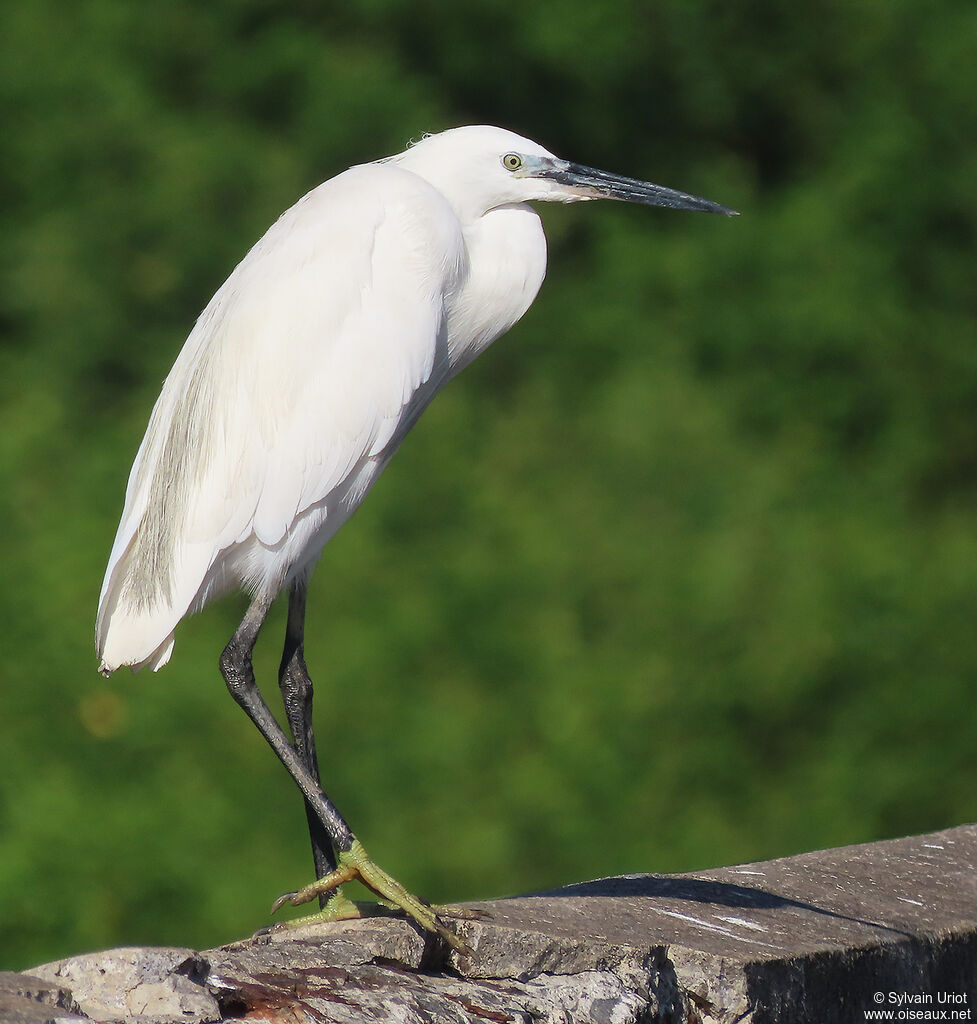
[97,626,175,675]
[97,596,180,674]
[96,536,213,675]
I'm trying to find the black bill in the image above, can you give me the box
[542,160,738,216]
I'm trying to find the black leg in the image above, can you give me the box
[220,591,467,952]
[278,581,337,888]
[219,593,355,856]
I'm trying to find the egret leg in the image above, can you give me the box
[278,581,337,892]
[220,593,466,951]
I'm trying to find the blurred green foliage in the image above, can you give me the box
[2,0,976,970]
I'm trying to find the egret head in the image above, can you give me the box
[387,125,737,221]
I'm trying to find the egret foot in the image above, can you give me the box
[275,885,361,926]
[271,840,471,954]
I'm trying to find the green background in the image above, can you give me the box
[2,0,976,969]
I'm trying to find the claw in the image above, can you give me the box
[270,890,298,915]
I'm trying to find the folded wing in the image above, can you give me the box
[96,163,467,673]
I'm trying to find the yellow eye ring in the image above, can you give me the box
[502,153,523,171]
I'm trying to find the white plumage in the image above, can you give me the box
[97,127,559,673]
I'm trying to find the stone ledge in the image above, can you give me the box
[10,824,977,1023]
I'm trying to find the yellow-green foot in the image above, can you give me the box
[271,840,471,954]
[276,886,362,925]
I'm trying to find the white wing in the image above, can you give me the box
[96,162,468,673]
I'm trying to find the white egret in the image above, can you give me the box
[96,125,736,949]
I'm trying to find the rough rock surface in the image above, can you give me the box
[10,824,977,1023]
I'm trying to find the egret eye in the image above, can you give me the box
[502,153,523,172]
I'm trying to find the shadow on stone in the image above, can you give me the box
[528,874,916,940]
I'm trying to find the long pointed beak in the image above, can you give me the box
[540,160,738,216]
